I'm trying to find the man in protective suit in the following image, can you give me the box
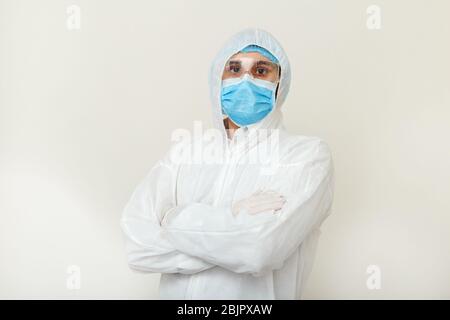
[121,28,334,299]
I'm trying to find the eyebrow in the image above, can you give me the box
[227,60,276,67]
[255,61,275,67]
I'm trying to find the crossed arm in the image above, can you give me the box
[120,140,334,276]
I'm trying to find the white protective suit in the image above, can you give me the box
[120,28,334,299]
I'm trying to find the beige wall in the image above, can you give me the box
[1,0,449,299]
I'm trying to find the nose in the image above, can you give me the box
[240,72,254,80]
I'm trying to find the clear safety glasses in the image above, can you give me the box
[222,56,280,83]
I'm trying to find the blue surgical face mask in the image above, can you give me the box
[221,74,277,127]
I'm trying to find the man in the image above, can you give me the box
[120,28,334,299]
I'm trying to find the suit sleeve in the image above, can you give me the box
[120,145,215,274]
[161,140,334,276]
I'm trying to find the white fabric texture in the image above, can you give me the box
[120,28,335,299]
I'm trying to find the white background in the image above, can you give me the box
[1,0,449,299]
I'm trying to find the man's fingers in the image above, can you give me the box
[250,194,285,206]
[249,198,286,210]
[232,190,287,216]
[247,199,287,215]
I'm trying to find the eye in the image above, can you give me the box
[230,66,240,73]
[256,67,268,75]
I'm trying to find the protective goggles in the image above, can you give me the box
[222,56,280,83]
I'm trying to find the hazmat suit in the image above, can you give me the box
[120,28,334,299]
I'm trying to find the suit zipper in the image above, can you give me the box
[187,140,242,298]
[212,145,233,206]
[186,273,199,299]
[214,136,250,206]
